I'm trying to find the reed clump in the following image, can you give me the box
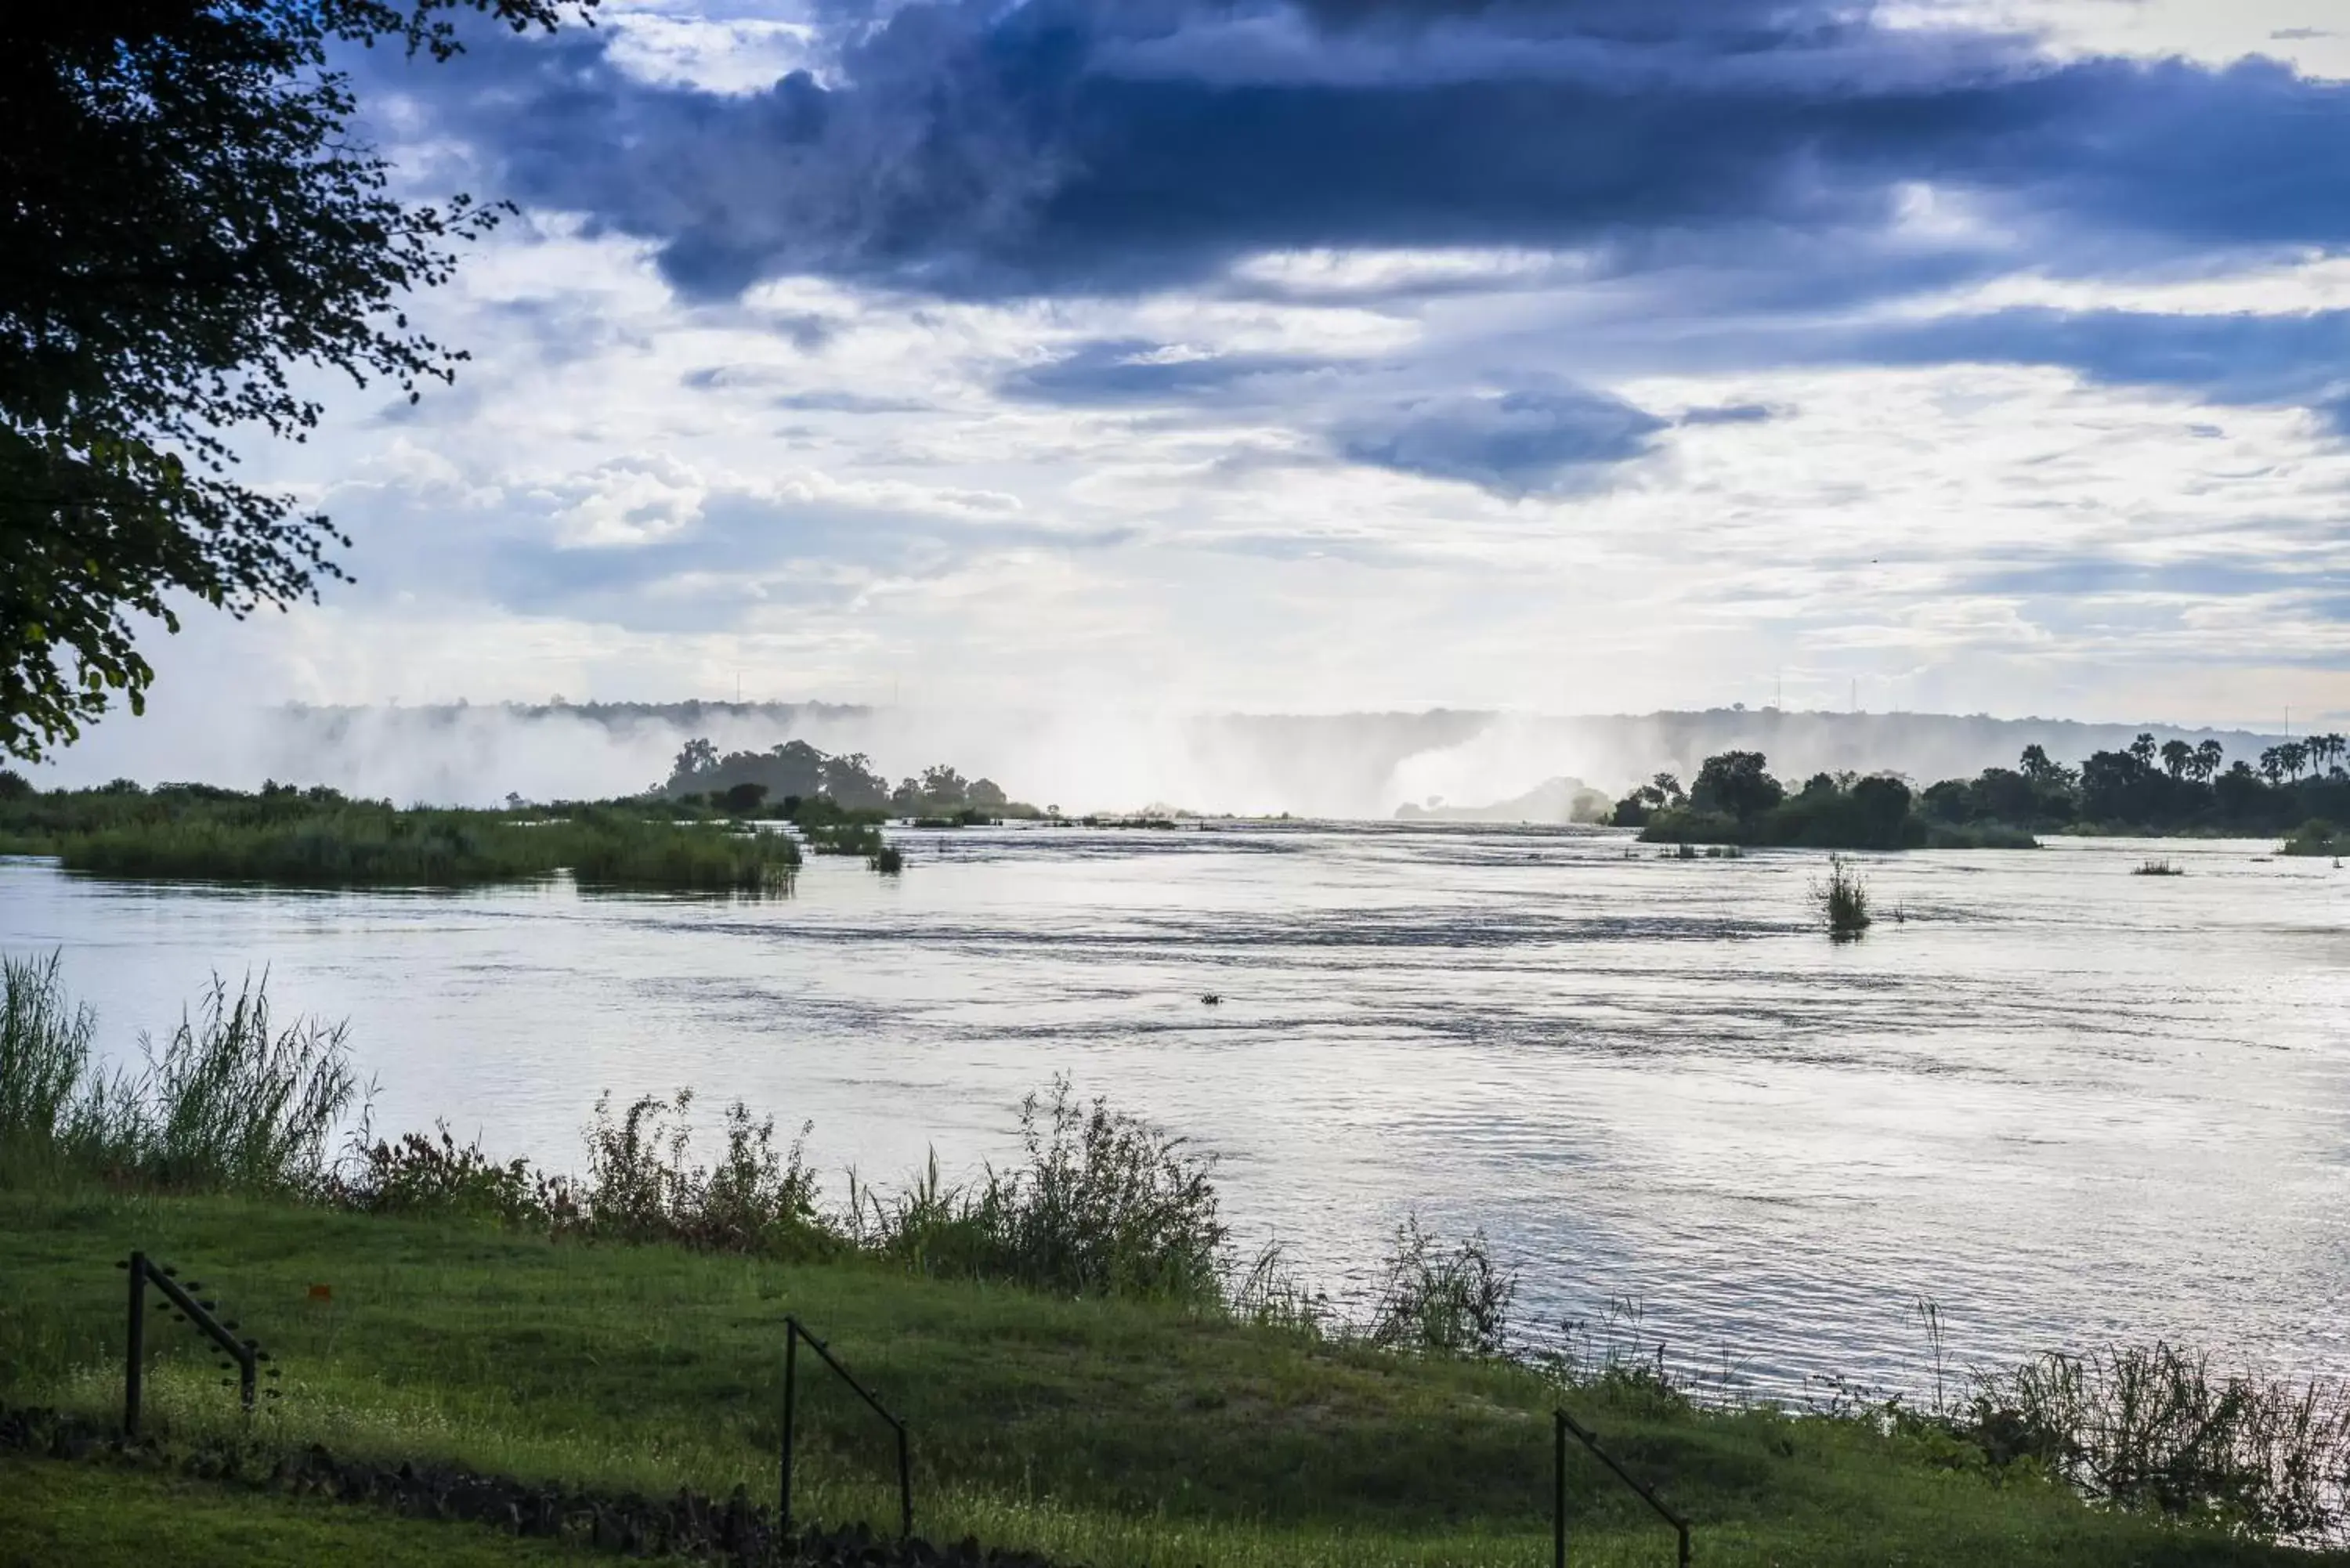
[1813,854,1872,939]
[1363,1214,1516,1355]
[2132,858,2184,876]
[0,954,353,1193]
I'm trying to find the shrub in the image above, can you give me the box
[853,1078,1228,1303]
[2280,819,2341,857]
[1813,854,1871,940]
[1227,1239,1330,1335]
[334,1122,559,1225]
[574,1089,830,1255]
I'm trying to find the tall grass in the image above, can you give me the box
[0,956,354,1193]
[0,953,106,1180]
[1813,854,1872,940]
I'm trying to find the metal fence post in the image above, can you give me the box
[780,1314,913,1542]
[897,1420,913,1539]
[1553,1408,1567,1568]
[124,1252,146,1438]
[1554,1407,1691,1566]
[780,1317,800,1538]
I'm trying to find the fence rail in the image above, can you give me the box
[780,1314,913,1541]
[1554,1407,1690,1567]
[117,1251,276,1438]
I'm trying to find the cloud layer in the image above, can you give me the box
[52,0,2350,776]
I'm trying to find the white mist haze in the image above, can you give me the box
[27,699,2298,819]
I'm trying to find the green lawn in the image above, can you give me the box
[0,1187,2334,1567]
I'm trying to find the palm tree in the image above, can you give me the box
[2316,733,2348,777]
[2159,739,2191,780]
[2259,746,2284,786]
[2128,732,2157,769]
[2280,740,2309,782]
[2194,739,2223,782]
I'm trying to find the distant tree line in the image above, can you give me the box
[1614,732,2349,848]
[663,739,1038,822]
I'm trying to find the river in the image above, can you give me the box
[5,825,2345,1399]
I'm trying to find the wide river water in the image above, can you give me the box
[5,826,2345,1399]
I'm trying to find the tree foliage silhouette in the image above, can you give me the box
[0,0,593,760]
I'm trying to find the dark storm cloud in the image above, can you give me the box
[1333,384,1668,493]
[379,1,2350,305]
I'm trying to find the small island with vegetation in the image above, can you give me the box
[1615,732,2350,851]
[0,738,1047,891]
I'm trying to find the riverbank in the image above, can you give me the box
[6,1186,2341,1568]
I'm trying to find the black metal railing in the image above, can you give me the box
[779,1314,913,1541]
[117,1251,277,1438]
[1553,1407,1690,1567]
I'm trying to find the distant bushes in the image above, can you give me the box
[1618,733,2350,847]
[2280,819,2341,857]
[1624,754,2033,851]
[0,782,799,890]
[664,738,1038,820]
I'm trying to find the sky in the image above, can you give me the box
[121,0,2350,733]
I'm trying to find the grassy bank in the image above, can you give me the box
[7,1188,2337,1568]
[0,783,800,890]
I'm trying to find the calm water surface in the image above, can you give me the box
[6,826,2346,1396]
